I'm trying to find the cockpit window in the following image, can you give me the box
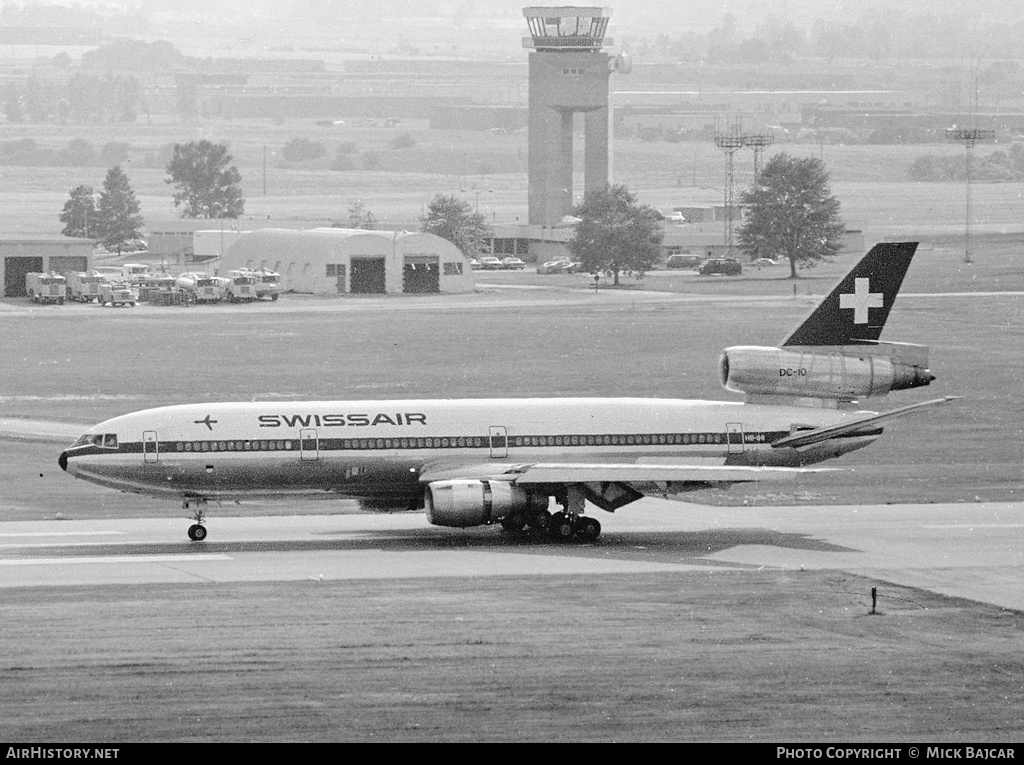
[72,433,118,448]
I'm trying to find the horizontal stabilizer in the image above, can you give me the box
[770,396,957,449]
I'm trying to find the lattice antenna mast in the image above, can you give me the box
[714,125,746,251]
[944,64,993,264]
[746,133,774,179]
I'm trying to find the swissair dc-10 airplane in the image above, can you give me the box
[60,242,954,542]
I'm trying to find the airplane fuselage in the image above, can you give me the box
[60,397,878,507]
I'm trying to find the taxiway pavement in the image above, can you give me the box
[2,499,1021,611]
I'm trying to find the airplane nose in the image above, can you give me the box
[59,451,68,471]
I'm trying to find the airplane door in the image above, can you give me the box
[143,431,159,463]
[489,426,508,458]
[726,423,745,454]
[300,428,319,461]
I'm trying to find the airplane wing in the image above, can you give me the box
[770,396,958,450]
[420,461,827,511]
[420,462,817,485]
[505,463,816,484]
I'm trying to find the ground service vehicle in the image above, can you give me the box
[244,268,281,300]
[65,271,106,302]
[121,264,153,285]
[224,271,258,302]
[25,272,66,304]
[176,273,224,303]
[99,282,137,307]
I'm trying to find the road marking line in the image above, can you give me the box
[0,554,232,565]
[925,524,1024,529]
[0,531,127,538]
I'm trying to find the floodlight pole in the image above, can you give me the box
[714,131,746,252]
[746,134,774,179]
[945,127,994,264]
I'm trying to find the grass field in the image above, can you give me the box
[3,572,1023,742]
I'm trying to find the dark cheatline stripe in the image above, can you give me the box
[77,429,802,458]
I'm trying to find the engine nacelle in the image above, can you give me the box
[424,480,548,528]
[720,343,934,401]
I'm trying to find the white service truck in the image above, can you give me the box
[25,272,66,304]
[65,271,106,303]
[176,272,224,303]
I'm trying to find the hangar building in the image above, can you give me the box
[1,236,96,297]
[218,228,475,295]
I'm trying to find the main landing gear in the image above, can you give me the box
[499,486,602,543]
[184,497,208,542]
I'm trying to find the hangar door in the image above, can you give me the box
[350,257,386,294]
[4,256,43,297]
[402,256,439,294]
[49,256,89,275]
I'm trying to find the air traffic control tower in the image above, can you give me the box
[523,7,619,227]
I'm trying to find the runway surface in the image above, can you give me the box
[3,498,1022,611]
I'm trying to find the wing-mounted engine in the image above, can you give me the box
[424,479,549,528]
[720,342,934,404]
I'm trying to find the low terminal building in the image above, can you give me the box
[216,228,475,294]
[1,236,95,297]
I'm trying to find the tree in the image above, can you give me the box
[95,165,144,253]
[59,185,97,238]
[566,184,664,285]
[419,194,491,256]
[347,200,376,230]
[282,137,326,162]
[57,138,97,167]
[737,153,845,278]
[165,140,244,218]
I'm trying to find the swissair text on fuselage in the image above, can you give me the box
[257,413,427,428]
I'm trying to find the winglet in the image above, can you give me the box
[782,242,919,347]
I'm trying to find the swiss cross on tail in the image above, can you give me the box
[839,278,884,324]
[781,242,918,347]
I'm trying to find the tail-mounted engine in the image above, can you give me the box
[425,479,549,528]
[720,341,934,403]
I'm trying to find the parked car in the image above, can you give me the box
[500,257,526,270]
[469,258,482,269]
[752,257,779,266]
[666,212,687,224]
[699,257,743,276]
[537,259,570,274]
[478,256,503,270]
[665,254,703,269]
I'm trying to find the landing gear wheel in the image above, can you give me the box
[187,524,207,542]
[548,512,575,542]
[574,517,602,542]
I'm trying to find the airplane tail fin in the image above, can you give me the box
[781,241,918,347]
[720,242,935,406]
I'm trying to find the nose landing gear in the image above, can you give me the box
[183,497,209,541]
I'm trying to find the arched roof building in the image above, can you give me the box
[219,228,474,295]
